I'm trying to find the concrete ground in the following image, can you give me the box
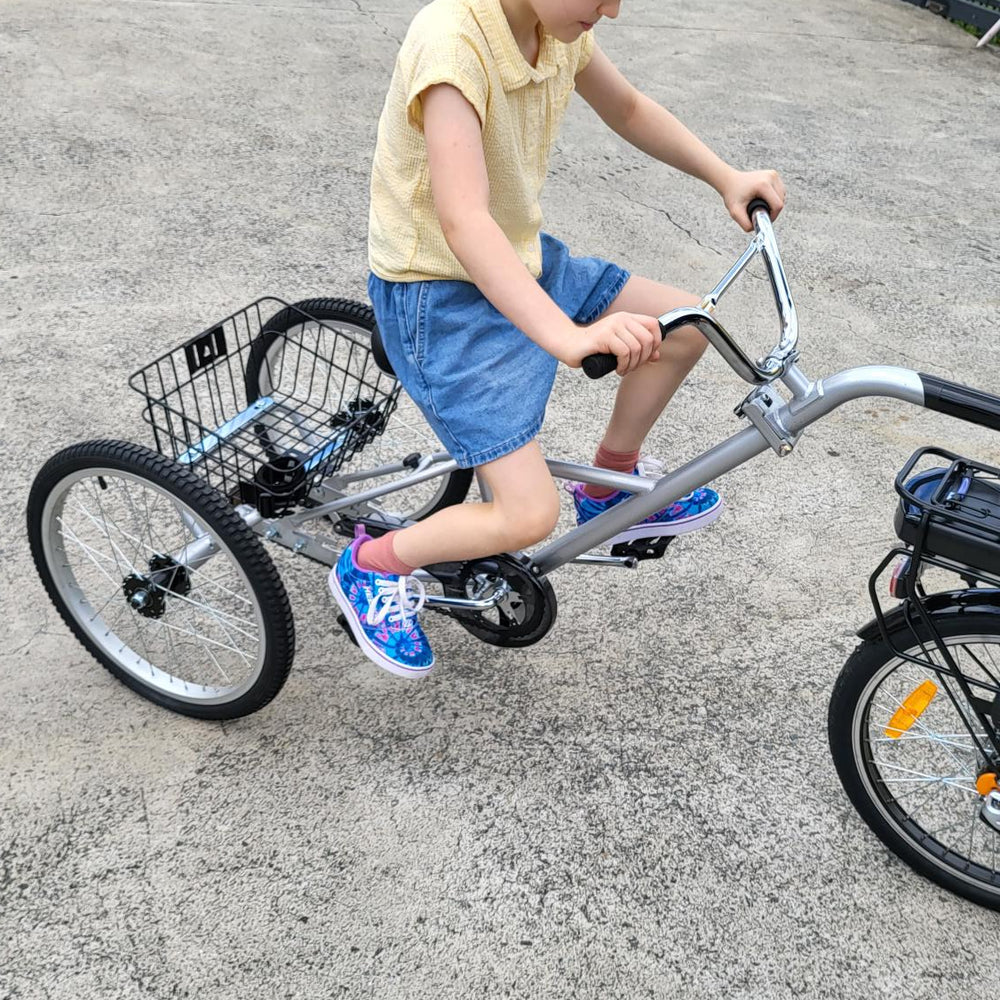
[2,0,999,996]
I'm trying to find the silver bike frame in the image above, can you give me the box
[250,206,998,589]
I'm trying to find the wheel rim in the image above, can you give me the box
[258,316,456,522]
[853,632,1000,895]
[41,468,267,705]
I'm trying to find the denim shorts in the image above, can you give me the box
[367,232,630,469]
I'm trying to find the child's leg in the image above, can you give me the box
[584,276,705,497]
[597,275,705,452]
[361,440,560,571]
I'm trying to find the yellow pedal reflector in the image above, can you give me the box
[977,773,999,797]
[885,680,938,738]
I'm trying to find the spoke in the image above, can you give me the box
[164,588,259,641]
[87,479,131,580]
[871,733,979,752]
[139,615,256,668]
[955,643,1000,694]
[901,780,947,823]
[171,591,259,676]
[59,524,126,593]
[69,499,141,576]
[980,643,1000,688]
[201,641,233,685]
[121,476,154,570]
[875,761,976,794]
[969,799,979,863]
[923,813,973,840]
[872,696,971,774]
[181,562,255,609]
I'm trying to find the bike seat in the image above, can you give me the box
[370,326,396,378]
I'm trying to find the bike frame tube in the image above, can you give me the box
[278,363,927,568]
[532,364,925,575]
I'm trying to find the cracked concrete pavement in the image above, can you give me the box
[2,0,1000,997]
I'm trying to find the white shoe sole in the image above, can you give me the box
[606,498,723,547]
[328,567,435,680]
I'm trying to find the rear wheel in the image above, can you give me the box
[244,298,472,524]
[27,439,295,719]
[829,610,1000,910]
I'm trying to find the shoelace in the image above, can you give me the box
[563,454,665,495]
[635,456,665,479]
[367,575,427,628]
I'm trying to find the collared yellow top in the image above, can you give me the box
[368,0,595,283]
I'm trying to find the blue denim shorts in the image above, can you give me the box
[367,232,630,469]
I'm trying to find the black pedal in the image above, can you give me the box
[336,613,359,647]
[610,535,674,561]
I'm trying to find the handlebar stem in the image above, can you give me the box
[672,206,799,386]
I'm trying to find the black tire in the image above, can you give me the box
[829,609,1000,910]
[27,439,295,720]
[244,297,472,522]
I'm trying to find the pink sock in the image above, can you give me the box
[584,444,641,500]
[356,532,417,576]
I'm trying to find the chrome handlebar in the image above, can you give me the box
[657,203,799,385]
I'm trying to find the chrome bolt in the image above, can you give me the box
[129,589,149,609]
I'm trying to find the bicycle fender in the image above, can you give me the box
[857,589,1000,642]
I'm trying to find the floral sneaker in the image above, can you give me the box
[570,457,723,546]
[328,531,434,679]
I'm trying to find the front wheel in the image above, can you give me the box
[828,609,1000,910]
[27,440,296,719]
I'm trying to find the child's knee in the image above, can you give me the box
[498,490,560,549]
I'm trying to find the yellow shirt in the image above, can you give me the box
[368,0,595,283]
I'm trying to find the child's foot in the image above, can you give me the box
[329,533,434,679]
[571,457,722,545]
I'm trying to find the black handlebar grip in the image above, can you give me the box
[747,198,772,220]
[582,352,619,380]
[583,319,670,380]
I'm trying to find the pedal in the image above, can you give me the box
[336,613,359,647]
[610,535,674,562]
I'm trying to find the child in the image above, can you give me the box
[330,0,786,679]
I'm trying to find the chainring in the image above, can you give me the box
[434,552,557,648]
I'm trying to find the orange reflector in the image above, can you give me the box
[977,773,999,797]
[885,680,938,738]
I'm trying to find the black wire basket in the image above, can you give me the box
[129,298,402,516]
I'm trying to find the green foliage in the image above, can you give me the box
[952,16,1000,45]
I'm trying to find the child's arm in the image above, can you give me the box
[574,46,786,232]
[421,83,660,377]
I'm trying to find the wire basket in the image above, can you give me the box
[129,298,402,516]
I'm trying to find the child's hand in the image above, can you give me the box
[561,313,662,377]
[722,169,787,232]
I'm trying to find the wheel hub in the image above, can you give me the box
[981,785,1000,834]
[121,555,191,619]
